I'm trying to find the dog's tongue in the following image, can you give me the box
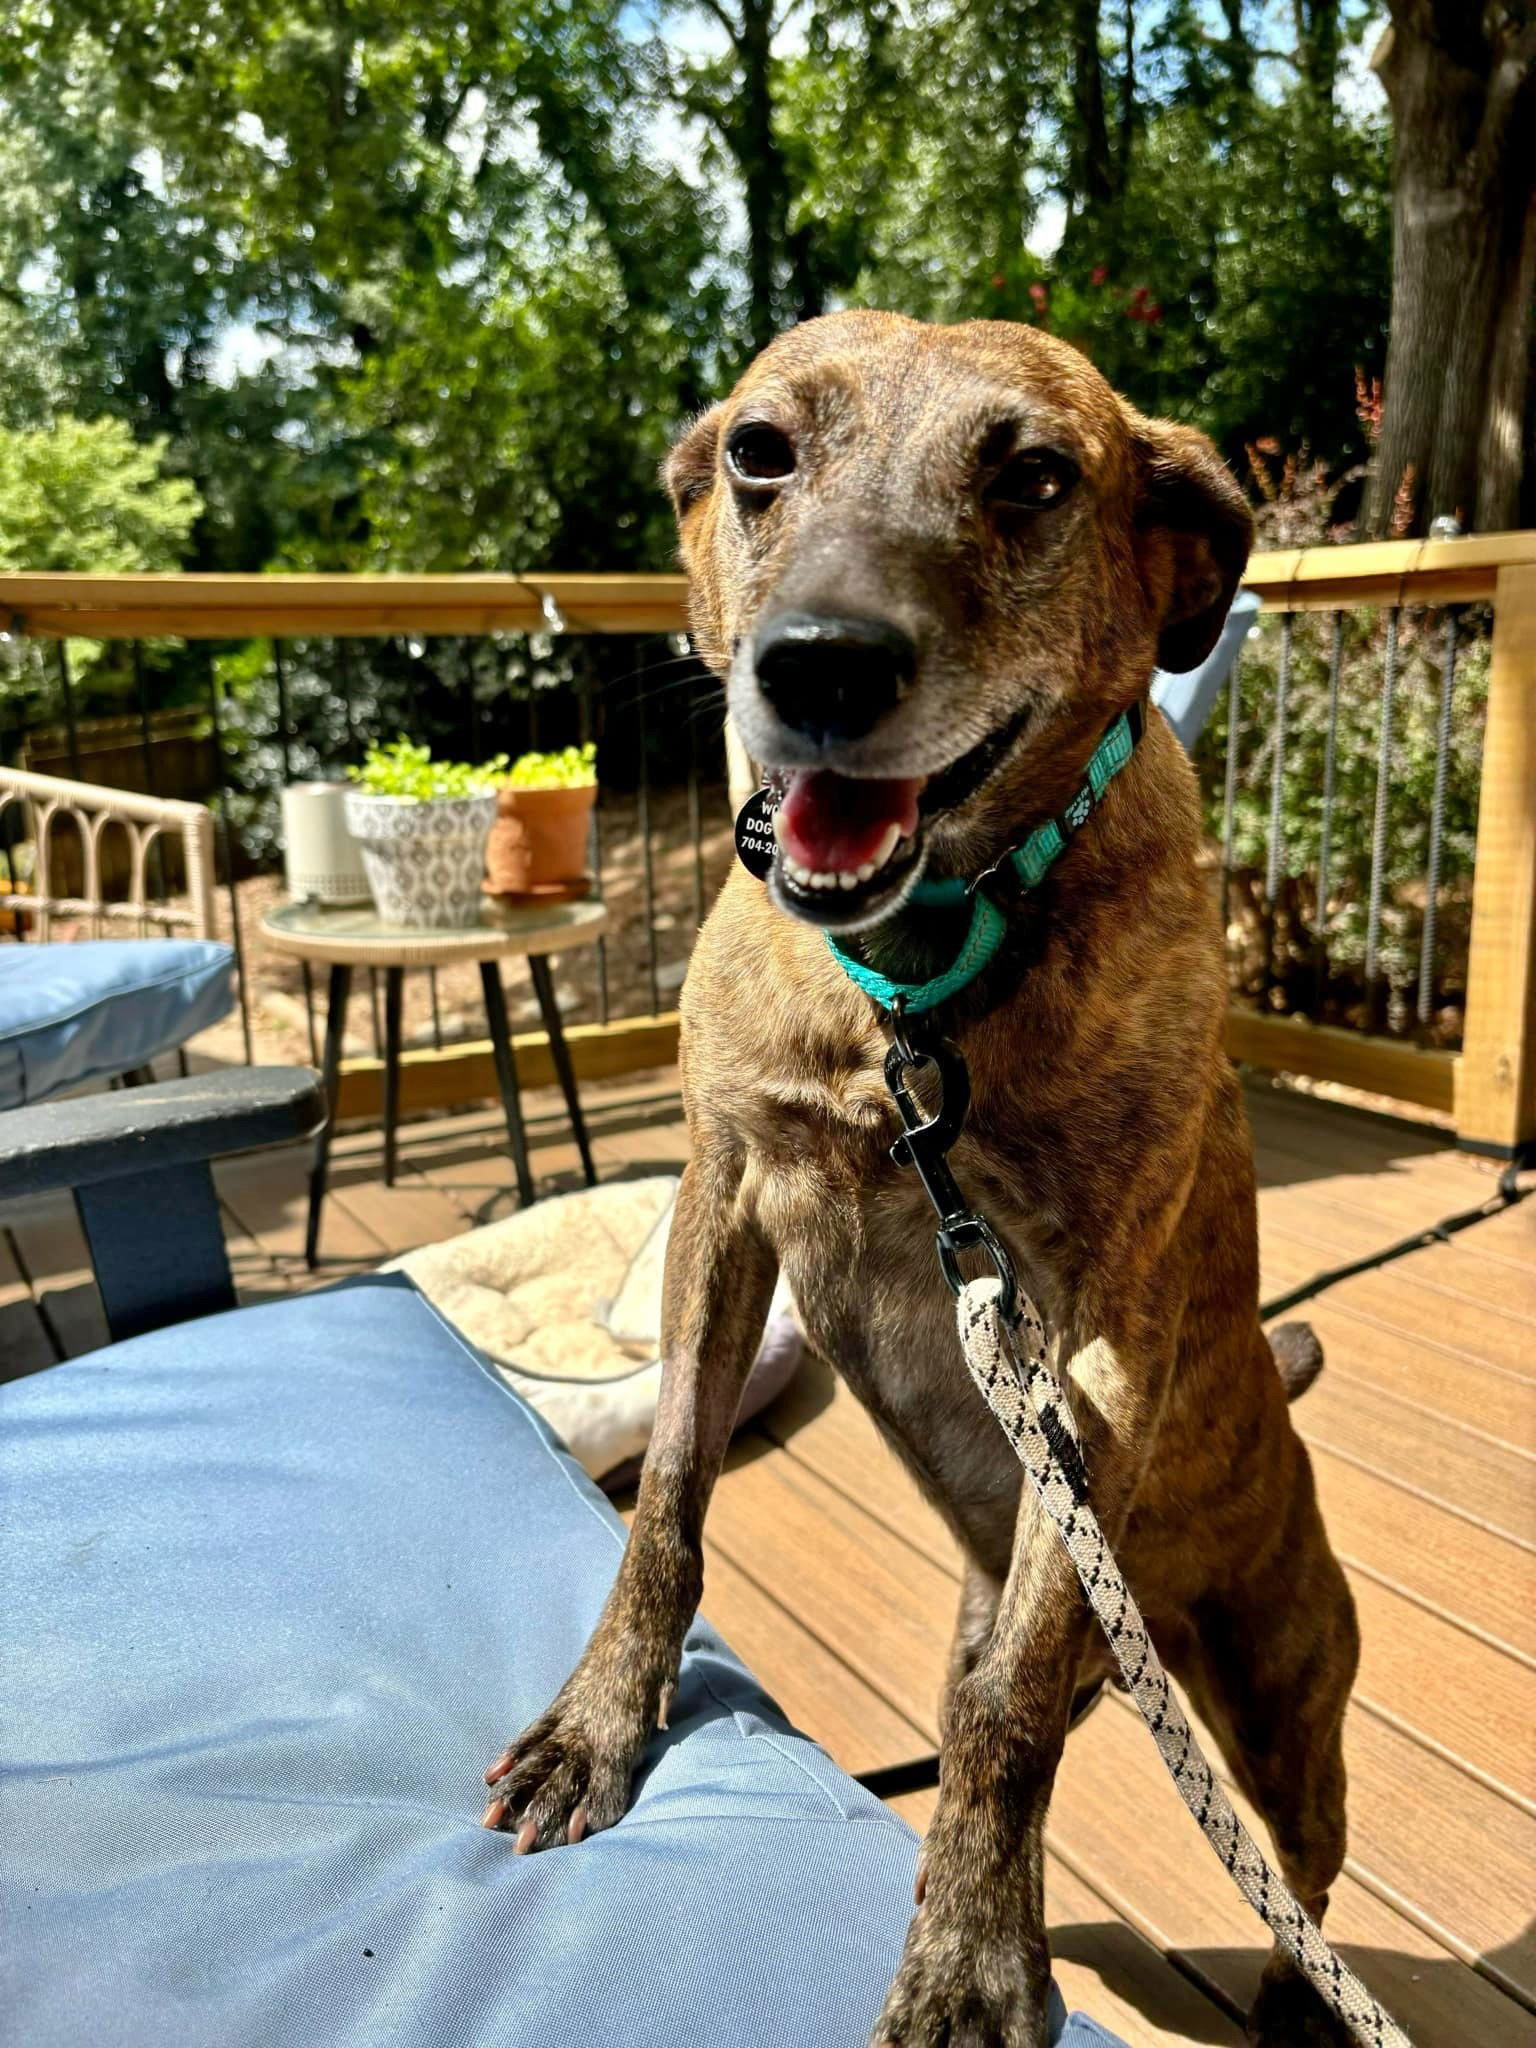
[778,769,925,874]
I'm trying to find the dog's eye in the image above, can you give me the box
[987,449,1079,511]
[726,423,796,487]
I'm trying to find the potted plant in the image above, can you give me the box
[484,742,598,901]
[343,740,499,928]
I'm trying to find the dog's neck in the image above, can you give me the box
[838,699,1152,1009]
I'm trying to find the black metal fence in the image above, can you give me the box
[1195,599,1487,1052]
[1,627,734,1068]
[0,591,1489,1070]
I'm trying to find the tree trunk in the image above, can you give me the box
[1364,6,1536,536]
[1294,0,1343,109]
[1477,188,1536,529]
[736,0,785,352]
[1070,0,1115,214]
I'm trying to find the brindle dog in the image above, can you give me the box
[482,312,1360,2048]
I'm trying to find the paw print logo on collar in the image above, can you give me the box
[1064,788,1094,831]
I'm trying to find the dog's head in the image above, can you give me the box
[666,311,1251,932]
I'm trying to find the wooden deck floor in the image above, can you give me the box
[3,1072,1532,2047]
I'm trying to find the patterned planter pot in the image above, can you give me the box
[342,790,498,929]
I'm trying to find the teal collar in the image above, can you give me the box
[826,701,1144,1017]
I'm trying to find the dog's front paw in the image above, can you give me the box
[872,1908,1050,2048]
[480,1673,661,1853]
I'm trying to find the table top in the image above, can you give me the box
[259,896,608,967]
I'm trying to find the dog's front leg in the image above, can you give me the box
[873,1332,1158,2048]
[482,1153,776,1850]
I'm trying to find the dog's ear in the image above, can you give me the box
[1132,418,1253,673]
[663,405,726,526]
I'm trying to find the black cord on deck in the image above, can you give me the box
[1260,1142,1534,1322]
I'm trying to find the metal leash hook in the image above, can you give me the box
[883,996,1019,1321]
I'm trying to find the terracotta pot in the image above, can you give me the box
[484,784,597,900]
[342,790,497,928]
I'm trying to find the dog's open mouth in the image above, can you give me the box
[763,704,1034,932]
[769,767,928,927]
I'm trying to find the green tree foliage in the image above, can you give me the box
[0,414,202,714]
[0,0,1404,590]
[0,415,201,572]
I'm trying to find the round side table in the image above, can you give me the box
[260,899,609,1263]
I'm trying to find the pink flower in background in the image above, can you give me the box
[1090,265,1108,286]
[1029,281,1048,310]
[1129,284,1150,307]
[991,273,1006,290]
[1145,303,1163,324]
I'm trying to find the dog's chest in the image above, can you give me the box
[736,1077,1038,1541]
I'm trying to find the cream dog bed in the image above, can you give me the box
[389,1177,802,1485]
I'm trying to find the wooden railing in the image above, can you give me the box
[3,532,1533,1154]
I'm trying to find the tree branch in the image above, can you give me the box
[1197,29,1302,71]
[692,0,742,46]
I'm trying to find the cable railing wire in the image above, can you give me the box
[1418,607,1459,1030]
[1312,608,1345,1011]
[1363,607,1400,1028]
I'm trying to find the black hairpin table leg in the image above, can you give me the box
[305,962,352,1267]
[382,967,404,1187]
[528,953,596,1186]
[480,960,536,1207]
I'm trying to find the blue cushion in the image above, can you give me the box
[0,938,234,1109]
[2,1277,1126,2047]
[1151,587,1261,754]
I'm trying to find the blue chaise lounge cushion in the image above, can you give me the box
[0,937,234,1109]
[2,1276,1126,2047]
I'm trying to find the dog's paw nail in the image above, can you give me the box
[513,1818,539,1855]
[481,1798,507,1830]
[913,1866,927,1906]
[657,1680,675,1732]
[484,1748,516,1785]
[567,1805,588,1845]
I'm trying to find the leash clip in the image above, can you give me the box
[883,1002,1018,1320]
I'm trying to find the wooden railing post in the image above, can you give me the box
[1455,563,1536,1154]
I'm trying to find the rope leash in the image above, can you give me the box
[955,1275,1413,2048]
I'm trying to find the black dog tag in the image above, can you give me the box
[734,786,781,881]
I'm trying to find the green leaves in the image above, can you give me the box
[496,741,598,789]
[0,0,1397,600]
[0,416,201,573]
[348,738,502,799]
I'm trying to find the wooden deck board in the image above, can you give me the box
[1052,1699,1536,2048]
[12,1069,1534,2044]
[0,1226,57,1379]
[1295,1372,1535,1546]
[1308,1444,1536,1663]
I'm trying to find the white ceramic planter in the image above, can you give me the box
[342,790,498,929]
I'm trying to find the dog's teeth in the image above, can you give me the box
[872,824,901,871]
[786,859,811,885]
[814,871,836,890]
[838,871,858,890]
[771,809,786,845]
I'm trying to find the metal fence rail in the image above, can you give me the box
[1203,600,1488,1056]
[2,542,1534,1154]
[1,616,730,1067]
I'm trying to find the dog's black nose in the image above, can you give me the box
[753,610,916,744]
